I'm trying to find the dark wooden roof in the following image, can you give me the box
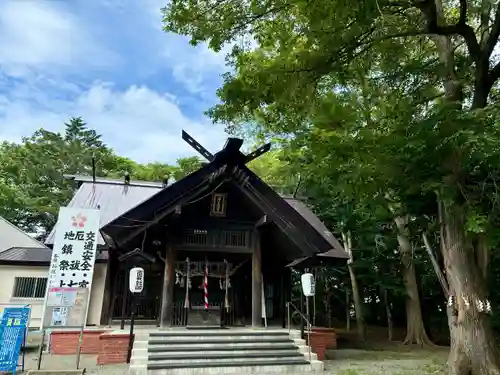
[284,199,345,259]
[0,246,108,265]
[285,249,348,269]
[101,141,347,260]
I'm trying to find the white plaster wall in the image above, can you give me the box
[87,263,108,326]
[0,266,48,327]
[0,264,108,328]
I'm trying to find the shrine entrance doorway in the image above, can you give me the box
[111,261,163,323]
[171,251,251,327]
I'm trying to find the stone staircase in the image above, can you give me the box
[129,328,324,375]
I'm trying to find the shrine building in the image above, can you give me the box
[0,132,348,329]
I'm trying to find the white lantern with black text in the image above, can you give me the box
[301,272,315,297]
[129,267,145,293]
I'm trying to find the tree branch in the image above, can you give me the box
[488,61,500,85]
[415,0,481,64]
[422,232,449,297]
[458,0,467,26]
[484,2,500,59]
[480,0,493,45]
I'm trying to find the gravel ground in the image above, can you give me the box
[16,348,447,375]
[19,352,128,375]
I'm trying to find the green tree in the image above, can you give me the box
[0,118,209,235]
[247,149,299,195]
[163,1,500,373]
[0,118,124,235]
[172,156,203,180]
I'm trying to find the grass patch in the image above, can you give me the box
[324,348,447,375]
[335,365,445,375]
[328,347,448,361]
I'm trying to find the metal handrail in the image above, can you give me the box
[286,301,312,368]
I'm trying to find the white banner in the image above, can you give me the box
[41,207,100,328]
[48,208,100,290]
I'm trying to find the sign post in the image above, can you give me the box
[0,307,30,374]
[127,267,144,364]
[38,207,100,370]
[301,272,315,369]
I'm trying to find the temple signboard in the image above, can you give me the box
[41,207,100,328]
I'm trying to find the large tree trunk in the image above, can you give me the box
[324,294,333,328]
[394,215,433,346]
[417,0,500,371]
[342,231,366,342]
[440,200,500,375]
[345,288,350,331]
[382,288,393,342]
[348,264,365,341]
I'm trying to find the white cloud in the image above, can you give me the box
[0,0,235,165]
[0,82,228,164]
[0,1,118,77]
[166,40,228,95]
[141,0,232,95]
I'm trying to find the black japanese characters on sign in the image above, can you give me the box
[81,231,95,272]
[57,229,97,289]
[58,260,69,271]
[49,253,59,281]
[135,269,144,291]
[64,231,85,241]
[59,280,89,288]
[80,261,92,271]
[61,244,73,255]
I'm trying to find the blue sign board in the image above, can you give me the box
[0,307,30,373]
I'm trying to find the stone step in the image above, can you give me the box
[149,330,289,337]
[133,354,305,366]
[129,329,321,375]
[148,350,303,361]
[134,330,301,341]
[133,349,317,361]
[141,342,299,352]
[130,361,322,375]
[148,337,292,345]
[148,357,311,370]
[146,337,292,342]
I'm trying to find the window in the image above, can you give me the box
[210,193,227,216]
[12,277,47,299]
[221,230,247,247]
[185,229,208,245]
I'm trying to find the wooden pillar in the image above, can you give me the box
[252,231,262,328]
[160,245,176,328]
[280,267,286,328]
[107,272,119,326]
[120,266,129,330]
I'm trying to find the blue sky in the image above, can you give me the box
[0,0,233,163]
